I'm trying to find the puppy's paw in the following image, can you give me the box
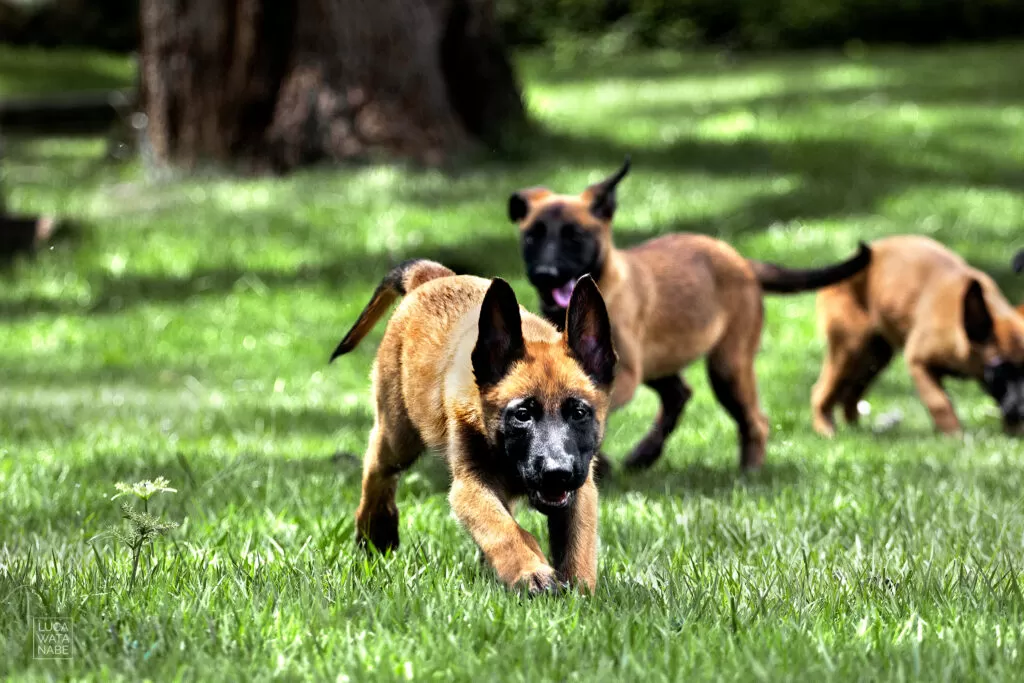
[623,437,664,471]
[355,506,400,554]
[513,564,563,596]
[812,417,836,438]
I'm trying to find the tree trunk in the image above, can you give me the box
[139,0,526,171]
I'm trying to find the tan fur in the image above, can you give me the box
[812,235,1024,436]
[513,181,868,470]
[335,261,610,593]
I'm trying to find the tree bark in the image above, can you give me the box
[139,0,525,172]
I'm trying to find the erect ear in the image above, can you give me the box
[581,155,631,221]
[564,275,617,388]
[507,187,551,223]
[472,278,526,388]
[963,279,995,344]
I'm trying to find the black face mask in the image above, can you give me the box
[983,359,1024,430]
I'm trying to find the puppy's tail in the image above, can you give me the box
[749,242,872,294]
[329,259,455,362]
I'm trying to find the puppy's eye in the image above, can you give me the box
[512,406,533,423]
[570,404,590,422]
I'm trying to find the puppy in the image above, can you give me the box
[329,259,616,594]
[813,235,1024,436]
[508,157,871,471]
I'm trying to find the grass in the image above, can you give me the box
[2,42,1024,681]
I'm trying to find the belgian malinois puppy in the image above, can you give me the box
[329,259,616,594]
[812,235,1024,436]
[508,157,871,471]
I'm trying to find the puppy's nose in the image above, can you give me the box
[541,460,575,489]
[531,265,560,281]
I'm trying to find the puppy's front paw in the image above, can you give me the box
[355,504,400,554]
[513,563,563,595]
[623,436,664,470]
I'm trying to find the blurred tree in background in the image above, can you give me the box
[498,0,1024,50]
[5,0,1022,57]
[137,0,525,171]
[3,0,1022,171]
[0,0,138,51]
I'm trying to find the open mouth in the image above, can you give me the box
[550,280,576,309]
[531,489,574,510]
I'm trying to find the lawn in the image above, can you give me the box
[2,42,1024,681]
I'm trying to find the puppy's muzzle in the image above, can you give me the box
[529,455,586,511]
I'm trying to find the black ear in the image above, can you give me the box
[564,275,617,388]
[1013,248,1024,274]
[508,193,529,222]
[963,279,995,344]
[585,155,631,221]
[472,278,526,388]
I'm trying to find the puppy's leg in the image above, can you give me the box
[907,360,961,435]
[707,304,769,471]
[547,475,599,593]
[839,335,895,426]
[623,375,692,470]
[812,342,865,436]
[449,474,557,594]
[708,357,769,470]
[355,414,423,553]
[812,291,872,436]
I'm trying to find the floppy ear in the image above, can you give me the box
[564,275,617,388]
[581,155,631,221]
[507,187,551,223]
[963,279,995,344]
[472,278,527,388]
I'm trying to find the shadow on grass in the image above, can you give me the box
[598,459,805,499]
[3,46,1023,318]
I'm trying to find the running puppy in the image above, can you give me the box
[508,157,871,471]
[330,260,616,594]
[813,235,1024,436]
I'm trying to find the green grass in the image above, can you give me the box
[3,43,1024,681]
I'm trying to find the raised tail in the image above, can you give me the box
[749,242,872,294]
[329,259,455,362]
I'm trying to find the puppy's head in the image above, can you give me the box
[508,157,631,325]
[471,276,616,513]
[962,279,1024,435]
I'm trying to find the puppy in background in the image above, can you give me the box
[330,259,616,594]
[813,236,1024,437]
[508,158,871,471]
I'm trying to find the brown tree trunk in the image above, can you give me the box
[139,0,525,171]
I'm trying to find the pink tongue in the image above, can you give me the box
[552,281,575,308]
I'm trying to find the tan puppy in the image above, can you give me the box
[813,235,1024,436]
[509,158,871,471]
[330,259,617,594]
